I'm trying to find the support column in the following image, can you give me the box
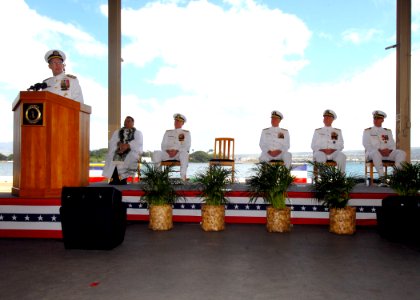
[108,0,122,140]
[396,0,411,160]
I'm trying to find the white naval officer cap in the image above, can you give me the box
[323,109,337,120]
[372,110,387,118]
[271,110,283,120]
[173,113,186,123]
[44,49,66,63]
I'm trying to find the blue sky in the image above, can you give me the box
[1,0,419,154]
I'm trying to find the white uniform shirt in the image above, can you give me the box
[161,128,191,152]
[363,126,396,152]
[43,72,84,103]
[311,127,344,152]
[259,127,290,153]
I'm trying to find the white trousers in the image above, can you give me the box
[313,150,346,173]
[152,150,189,178]
[366,149,406,177]
[259,151,292,168]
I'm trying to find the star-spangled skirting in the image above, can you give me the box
[0,204,377,221]
[0,194,382,237]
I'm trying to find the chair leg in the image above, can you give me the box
[364,163,367,183]
[369,163,374,185]
[231,166,235,183]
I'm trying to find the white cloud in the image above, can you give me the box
[115,0,410,154]
[0,0,107,145]
[1,0,419,158]
[413,0,420,33]
[0,2,106,89]
[341,28,382,45]
[115,0,312,153]
[290,53,398,152]
[414,0,420,14]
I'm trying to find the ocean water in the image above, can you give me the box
[0,162,12,177]
[0,161,367,179]
[186,161,367,179]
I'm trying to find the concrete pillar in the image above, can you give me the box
[108,0,122,140]
[396,0,411,160]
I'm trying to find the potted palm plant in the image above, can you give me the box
[195,165,232,231]
[140,163,183,231]
[311,162,358,235]
[378,162,420,243]
[248,162,295,232]
[386,162,420,196]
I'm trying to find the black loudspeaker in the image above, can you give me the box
[60,187,127,250]
[376,195,420,244]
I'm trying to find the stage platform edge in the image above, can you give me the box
[0,183,392,239]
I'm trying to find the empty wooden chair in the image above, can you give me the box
[209,138,235,182]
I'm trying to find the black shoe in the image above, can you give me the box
[109,178,127,185]
[378,177,389,187]
[109,167,127,185]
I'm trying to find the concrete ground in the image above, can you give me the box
[1,222,419,300]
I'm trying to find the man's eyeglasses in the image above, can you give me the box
[49,62,64,66]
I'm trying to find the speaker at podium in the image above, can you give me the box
[60,187,127,250]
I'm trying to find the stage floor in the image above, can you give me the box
[1,223,419,300]
[0,182,394,239]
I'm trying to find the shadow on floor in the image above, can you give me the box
[1,223,419,300]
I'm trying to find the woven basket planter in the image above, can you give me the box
[149,204,173,231]
[329,206,356,235]
[266,206,291,233]
[201,204,225,231]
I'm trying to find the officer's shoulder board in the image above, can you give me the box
[315,127,322,131]
[383,128,391,131]
[364,127,372,130]
[182,129,189,133]
[43,77,52,82]
[280,128,288,131]
[333,127,341,131]
[263,127,270,131]
[66,74,77,79]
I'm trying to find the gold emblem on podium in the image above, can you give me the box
[23,103,44,125]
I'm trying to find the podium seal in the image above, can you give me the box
[23,103,44,125]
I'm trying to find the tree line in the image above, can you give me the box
[0,153,13,161]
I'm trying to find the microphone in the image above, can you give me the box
[27,82,48,91]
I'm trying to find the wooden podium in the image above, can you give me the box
[12,91,91,198]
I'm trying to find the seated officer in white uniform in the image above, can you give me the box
[152,113,191,181]
[362,110,406,178]
[103,116,143,185]
[259,110,292,168]
[311,109,346,172]
[42,49,84,103]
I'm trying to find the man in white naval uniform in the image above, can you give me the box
[103,116,143,185]
[152,113,191,180]
[259,110,292,168]
[42,49,84,103]
[311,109,346,172]
[363,110,406,178]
